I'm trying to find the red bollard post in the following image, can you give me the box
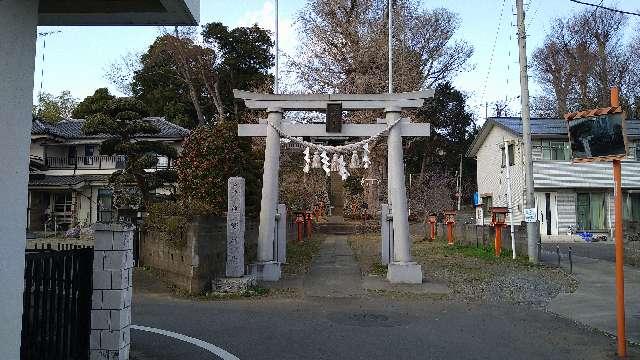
[305,212,313,240]
[295,212,305,242]
[491,207,509,257]
[444,211,457,245]
[427,213,437,242]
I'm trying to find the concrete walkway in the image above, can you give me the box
[544,253,640,344]
[303,235,365,298]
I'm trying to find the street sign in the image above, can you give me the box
[524,208,537,223]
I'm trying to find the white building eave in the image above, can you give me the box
[38,0,199,26]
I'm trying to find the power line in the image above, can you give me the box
[568,0,640,16]
[480,0,508,105]
[37,30,62,93]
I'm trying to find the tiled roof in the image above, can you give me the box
[28,174,110,187]
[31,117,189,140]
[467,117,640,158]
[489,117,640,137]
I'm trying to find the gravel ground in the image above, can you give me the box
[350,233,578,308]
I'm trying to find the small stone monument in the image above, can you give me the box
[213,177,257,293]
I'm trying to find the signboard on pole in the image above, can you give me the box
[475,207,484,226]
[524,208,537,223]
[565,108,627,162]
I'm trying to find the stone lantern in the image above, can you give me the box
[491,207,509,257]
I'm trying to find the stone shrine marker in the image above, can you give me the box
[226,177,245,278]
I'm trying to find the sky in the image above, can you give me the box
[34,0,640,121]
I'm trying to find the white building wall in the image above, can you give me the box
[475,126,526,223]
[556,191,577,234]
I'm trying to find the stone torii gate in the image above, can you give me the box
[235,89,433,284]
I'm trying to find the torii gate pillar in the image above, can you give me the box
[252,107,283,281]
[386,107,422,283]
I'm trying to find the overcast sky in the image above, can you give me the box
[34,0,639,121]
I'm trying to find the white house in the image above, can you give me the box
[467,117,640,240]
[28,118,189,232]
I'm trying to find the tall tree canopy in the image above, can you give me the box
[73,88,116,119]
[406,82,477,214]
[531,8,640,117]
[33,90,78,123]
[291,0,473,94]
[129,24,273,128]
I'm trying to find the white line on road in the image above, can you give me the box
[131,324,241,360]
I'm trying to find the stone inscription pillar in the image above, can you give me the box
[227,177,246,278]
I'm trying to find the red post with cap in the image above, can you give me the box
[491,207,508,257]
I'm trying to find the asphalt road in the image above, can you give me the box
[131,290,638,360]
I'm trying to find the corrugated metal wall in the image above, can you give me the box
[533,161,640,189]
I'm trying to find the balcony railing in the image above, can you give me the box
[44,156,173,170]
[45,156,126,170]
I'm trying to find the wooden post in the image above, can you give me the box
[611,86,627,358]
[495,225,502,257]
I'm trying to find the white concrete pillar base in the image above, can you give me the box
[249,261,282,282]
[387,262,423,284]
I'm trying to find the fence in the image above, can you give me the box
[21,248,94,360]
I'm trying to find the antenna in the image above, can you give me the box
[37,30,62,93]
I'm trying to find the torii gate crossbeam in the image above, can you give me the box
[235,90,432,284]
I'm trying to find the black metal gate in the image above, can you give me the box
[21,248,93,360]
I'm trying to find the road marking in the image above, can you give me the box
[131,324,240,360]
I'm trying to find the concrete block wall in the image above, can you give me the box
[139,216,259,294]
[90,223,134,360]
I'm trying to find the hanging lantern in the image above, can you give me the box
[331,153,340,172]
[312,150,322,168]
[321,151,331,176]
[362,143,371,169]
[350,150,361,169]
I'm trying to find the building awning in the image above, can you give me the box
[37,0,199,26]
[29,174,110,189]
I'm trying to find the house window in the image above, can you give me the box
[97,189,113,223]
[84,145,96,165]
[576,192,607,230]
[481,195,493,215]
[535,140,570,160]
[67,146,77,165]
[625,193,640,222]
[501,144,515,167]
[156,155,169,169]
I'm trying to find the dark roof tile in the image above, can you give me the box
[31,117,189,139]
[489,117,640,137]
[29,174,110,187]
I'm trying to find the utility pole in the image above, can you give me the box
[516,0,540,263]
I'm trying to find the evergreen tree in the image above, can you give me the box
[81,97,178,211]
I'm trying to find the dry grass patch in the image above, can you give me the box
[350,233,578,308]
